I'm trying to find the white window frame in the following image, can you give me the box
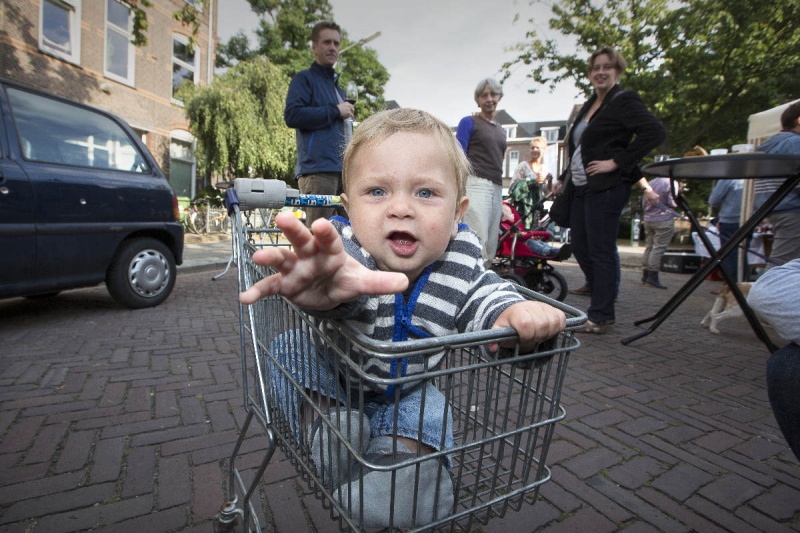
[39,0,82,65]
[171,34,199,104]
[508,150,520,178]
[104,0,135,86]
[542,126,559,144]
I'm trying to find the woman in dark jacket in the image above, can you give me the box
[554,47,666,334]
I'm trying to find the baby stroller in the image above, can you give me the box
[492,190,571,301]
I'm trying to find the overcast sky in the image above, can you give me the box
[217,0,583,127]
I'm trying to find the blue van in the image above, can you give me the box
[0,78,184,308]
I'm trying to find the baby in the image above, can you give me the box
[240,108,565,527]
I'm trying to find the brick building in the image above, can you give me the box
[1,0,218,202]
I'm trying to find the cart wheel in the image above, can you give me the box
[212,510,240,532]
[525,269,568,301]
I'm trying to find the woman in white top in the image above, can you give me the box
[509,136,553,228]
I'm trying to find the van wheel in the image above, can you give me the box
[107,238,176,309]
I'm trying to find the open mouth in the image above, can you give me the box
[388,231,418,256]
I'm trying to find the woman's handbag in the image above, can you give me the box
[549,170,573,228]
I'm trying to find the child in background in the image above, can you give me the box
[500,202,572,260]
[239,108,566,528]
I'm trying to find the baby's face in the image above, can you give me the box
[342,131,468,283]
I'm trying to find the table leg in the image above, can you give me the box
[622,173,800,351]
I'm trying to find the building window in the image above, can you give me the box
[508,150,519,178]
[172,34,198,103]
[105,0,135,85]
[39,0,82,65]
[542,127,559,144]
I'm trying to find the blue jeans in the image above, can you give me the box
[268,330,454,453]
[526,238,556,257]
[766,342,800,461]
[717,222,742,280]
[570,183,630,323]
[463,176,503,266]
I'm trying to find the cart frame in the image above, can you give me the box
[215,196,586,533]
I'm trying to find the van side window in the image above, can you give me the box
[7,88,150,173]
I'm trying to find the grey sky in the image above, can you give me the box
[217,0,583,127]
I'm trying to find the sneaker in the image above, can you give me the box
[333,436,454,528]
[307,408,371,490]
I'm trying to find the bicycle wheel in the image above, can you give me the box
[524,268,568,301]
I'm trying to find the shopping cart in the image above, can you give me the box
[214,178,586,532]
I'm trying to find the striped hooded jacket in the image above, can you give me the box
[308,216,526,396]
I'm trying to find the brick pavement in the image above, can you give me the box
[0,243,798,532]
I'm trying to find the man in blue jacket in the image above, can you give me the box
[755,101,800,267]
[285,21,354,227]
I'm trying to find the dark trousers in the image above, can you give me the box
[570,182,630,323]
[717,222,744,280]
[767,342,800,462]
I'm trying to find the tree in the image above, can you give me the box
[178,57,296,183]
[217,0,390,120]
[504,0,800,213]
[129,0,209,48]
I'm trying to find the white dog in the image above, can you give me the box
[700,282,753,335]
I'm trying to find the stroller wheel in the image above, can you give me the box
[524,269,568,302]
[498,271,526,288]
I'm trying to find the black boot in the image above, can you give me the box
[644,270,668,289]
[641,269,648,284]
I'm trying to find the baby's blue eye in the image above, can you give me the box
[369,188,387,197]
[417,189,433,199]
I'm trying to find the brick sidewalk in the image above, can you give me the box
[0,263,798,532]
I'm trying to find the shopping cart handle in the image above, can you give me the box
[224,187,239,216]
[233,178,342,210]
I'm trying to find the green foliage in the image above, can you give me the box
[172,1,210,49]
[216,0,390,119]
[505,0,800,214]
[130,0,208,48]
[178,57,297,182]
[128,0,153,47]
[193,184,225,207]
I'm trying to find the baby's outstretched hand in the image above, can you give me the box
[491,301,566,353]
[239,212,408,309]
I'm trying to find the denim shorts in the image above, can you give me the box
[268,330,454,453]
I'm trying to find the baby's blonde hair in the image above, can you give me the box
[342,108,471,199]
